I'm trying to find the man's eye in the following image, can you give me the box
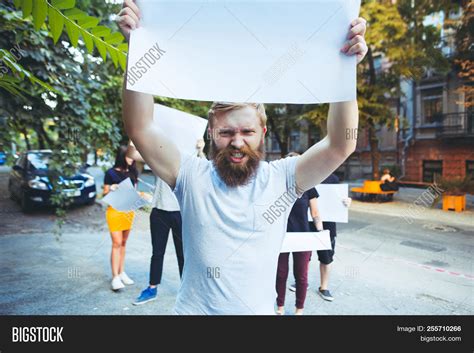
[219,131,232,137]
[242,130,255,135]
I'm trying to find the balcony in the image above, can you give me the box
[436,112,474,138]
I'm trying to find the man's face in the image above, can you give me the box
[209,106,267,187]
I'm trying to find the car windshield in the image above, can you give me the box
[27,153,51,170]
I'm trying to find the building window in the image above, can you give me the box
[423,160,443,183]
[421,87,443,124]
[289,130,301,153]
[466,161,474,179]
[270,133,281,153]
[373,54,382,73]
[308,128,320,147]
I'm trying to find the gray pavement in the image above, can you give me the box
[0,167,473,315]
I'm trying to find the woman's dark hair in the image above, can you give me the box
[113,145,138,184]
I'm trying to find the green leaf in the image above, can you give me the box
[49,7,64,44]
[108,48,119,67]
[117,43,129,52]
[51,0,76,10]
[13,0,21,9]
[93,37,107,61]
[28,75,57,93]
[80,30,94,53]
[0,50,56,95]
[65,20,80,47]
[0,77,27,98]
[91,26,111,38]
[104,32,125,45]
[21,0,33,19]
[77,16,100,29]
[118,52,127,71]
[63,8,87,20]
[32,0,48,30]
[0,50,24,75]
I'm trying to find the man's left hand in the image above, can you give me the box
[340,17,368,64]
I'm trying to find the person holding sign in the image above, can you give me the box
[127,140,205,305]
[275,152,323,315]
[103,145,139,291]
[118,0,367,314]
[308,173,351,301]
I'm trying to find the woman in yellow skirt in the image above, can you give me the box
[103,145,138,291]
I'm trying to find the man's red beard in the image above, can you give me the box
[210,140,265,188]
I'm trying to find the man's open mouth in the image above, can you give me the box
[229,150,245,163]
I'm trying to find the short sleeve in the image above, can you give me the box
[173,154,200,204]
[268,156,300,197]
[285,156,298,193]
[307,187,319,200]
[103,170,113,185]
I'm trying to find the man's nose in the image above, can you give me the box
[230,134,245,149]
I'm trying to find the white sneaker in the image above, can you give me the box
[111,276,125,291]
[119,272,134,285]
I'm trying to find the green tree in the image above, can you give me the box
[0,0,127,231]
[452,1,473,110]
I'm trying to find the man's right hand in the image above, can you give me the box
[117,0,141,42]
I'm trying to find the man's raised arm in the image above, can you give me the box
[295,18,368,193]
[118,0,180,188]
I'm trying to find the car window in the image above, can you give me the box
[27,153,50,170]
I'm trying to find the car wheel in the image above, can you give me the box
[21,192,32,213]
[8,182,15,200]
[86,197,96,206]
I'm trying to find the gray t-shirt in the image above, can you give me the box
[152,176,180,211]
[173,155,298,315]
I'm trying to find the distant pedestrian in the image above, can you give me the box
[380,168,399,192]
[275,152,323,315]
[103,145,138,291]
[127,140,206,305]
[309,173,351,301]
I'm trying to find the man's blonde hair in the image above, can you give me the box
[208,102,267,128]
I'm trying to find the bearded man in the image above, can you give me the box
[118,0,368,314]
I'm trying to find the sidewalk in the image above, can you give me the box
[348,183,474,228]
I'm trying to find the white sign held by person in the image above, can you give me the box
[127,0,361,104]
[102,178,150,211]
[280,231,332,253]
[307,184,349,223]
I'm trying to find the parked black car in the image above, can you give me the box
[8,150,97,212]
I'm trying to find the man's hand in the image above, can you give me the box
[340,17,368,64]
[342,197,352,208]
[314,217,324,232]
[117,0,141,42]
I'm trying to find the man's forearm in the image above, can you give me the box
[121,73,181,188]
[327,100,359,158]
[122,73,154,138]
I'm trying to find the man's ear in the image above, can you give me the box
[263,126,267,136]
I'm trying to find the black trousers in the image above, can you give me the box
[149,208,184,285]
[309,221,336,265]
